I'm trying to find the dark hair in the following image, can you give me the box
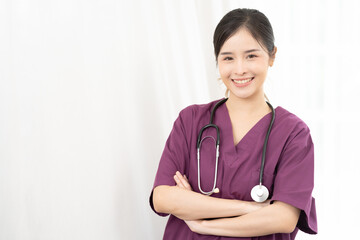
[213,8,275,61]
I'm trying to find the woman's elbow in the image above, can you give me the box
[285,210,301,233]
[153,185,175,213]
[274,214,298,233]
[153,185,190,219]
[153,186,166,213]
[273,201,301,233]
[282,219,298,234]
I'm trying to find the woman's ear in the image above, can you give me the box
[269,46,277,67]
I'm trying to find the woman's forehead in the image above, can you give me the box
[221,28,264,53]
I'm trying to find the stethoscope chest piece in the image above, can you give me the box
[251,184,269,202]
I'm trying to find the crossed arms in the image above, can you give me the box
[153,171,300,237]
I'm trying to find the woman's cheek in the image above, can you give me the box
[219,65,232,79]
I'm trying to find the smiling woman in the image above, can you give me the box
[150,8,317,239]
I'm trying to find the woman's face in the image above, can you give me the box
[217,28,275,101]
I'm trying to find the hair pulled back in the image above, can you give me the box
[213,8,275,61]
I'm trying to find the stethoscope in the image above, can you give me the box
[196,98,275,202]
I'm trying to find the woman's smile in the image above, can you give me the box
[231,77,255,87]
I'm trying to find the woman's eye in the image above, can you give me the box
[224,57,233,61]
[247,54,257,59]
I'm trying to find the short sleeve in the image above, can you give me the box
[271,125,318,234]
[149,109,191,216]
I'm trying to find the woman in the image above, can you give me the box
[150,8,317,239]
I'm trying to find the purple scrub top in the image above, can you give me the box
[150,99,317,239]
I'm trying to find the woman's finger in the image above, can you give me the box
[176,171,192,190]
[174,175,185,188]
[174,174,188,189]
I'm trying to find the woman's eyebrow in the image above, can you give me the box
[219,52,233,55]
[220,49,261,55]
[244,49,261,53]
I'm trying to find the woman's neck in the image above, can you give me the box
[225,92,270,117]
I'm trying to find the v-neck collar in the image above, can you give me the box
[216,102,276,155]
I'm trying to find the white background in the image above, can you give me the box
[1,0,359,239]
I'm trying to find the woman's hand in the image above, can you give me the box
[184,219,205,234]
[173,171,192,191]
[173,171,205,232]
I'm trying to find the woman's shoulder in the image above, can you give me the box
[275,106,311,135]
[178,98,223,119]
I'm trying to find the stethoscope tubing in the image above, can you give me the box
[196,98,227,195]
[259,102,275,185]
[196,98,275,200]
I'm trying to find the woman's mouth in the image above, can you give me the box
[231,77,254,86]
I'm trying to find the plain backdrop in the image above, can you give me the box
[1,0,359,239]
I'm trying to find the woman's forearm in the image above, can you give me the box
[153,185,266,220]
[192,201,301,237]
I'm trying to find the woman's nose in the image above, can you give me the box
[234,60,247,75]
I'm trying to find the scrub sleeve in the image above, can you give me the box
[271,124,317,234]
[149,108,191,217]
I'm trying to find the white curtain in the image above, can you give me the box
[1,0,359,239]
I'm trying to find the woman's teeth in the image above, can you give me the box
[233,78,253,84]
